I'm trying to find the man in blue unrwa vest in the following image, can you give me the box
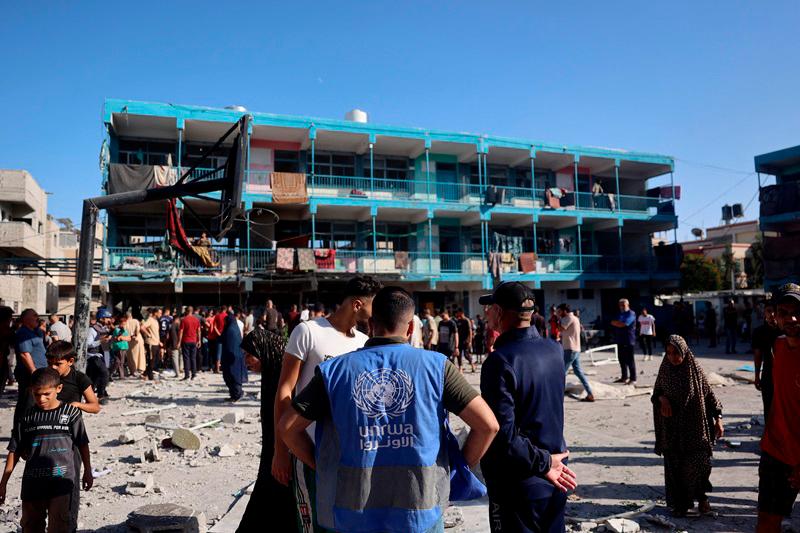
[479,282,577,533]
[280,286,499,533]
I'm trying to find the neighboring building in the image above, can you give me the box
[680,220,760,287]
[0,170,103,315]
[99,99,681,321]
[0,170,52,312]
[756,145,800,291]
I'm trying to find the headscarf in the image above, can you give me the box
[652,335,722,456]
[241,325,287,379]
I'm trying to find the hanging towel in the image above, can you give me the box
[271,172,308,203]
[314,249,336,270]
[488,253,501,279]
[297,248,317,271]
[190,245,219,268]
[394,251,410,270]
[277,248,295,271]
[520,253,536,273]
[342,256,357,273]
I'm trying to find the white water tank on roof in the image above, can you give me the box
[345,109,368,123]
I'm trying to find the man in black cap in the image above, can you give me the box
[479,282,577,533]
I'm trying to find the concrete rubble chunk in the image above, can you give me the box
[222,410,244,425]
[605,518,640,533]
[144,439,161,462]
[216,444,236,457]
[579,522,599,532]
[706,372,733,387]
[125,474,154,496]
[145,413,162,424]
[119,426,149,444]
[126,503,207,533]
[443,506,464,528]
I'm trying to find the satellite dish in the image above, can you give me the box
[691,228,703,238]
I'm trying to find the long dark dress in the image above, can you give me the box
[237,327,294,532]
[652,335,722,512]
[220,313,247,401]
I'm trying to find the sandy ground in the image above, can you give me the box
[0,340,796,532]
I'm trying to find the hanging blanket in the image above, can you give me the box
[519,253,537,273]
[108,164,155,194]
[394,251,410,270]
[277,248,295,271]
[314,249,336,270]
[190,245,219,268]
[271,172,308,203]
[297,248,317,271]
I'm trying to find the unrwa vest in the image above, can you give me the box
[315,343,449,533]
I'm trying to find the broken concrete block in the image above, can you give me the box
[706,372,732,387]
[118,426,148,444]
[144,439,161,462]
[145,413,162,424]
[216,444,236,457]
[222,410,244,425]
[125,474,154,496]
[443,506,463,528]
[172,428,202,450]
[579,522,599,532]
[127,503,207,533]
[606,518,640,533]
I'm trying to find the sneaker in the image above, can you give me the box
[613,378,626,383]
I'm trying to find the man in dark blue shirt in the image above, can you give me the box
[479,282,576,533]
[13,309,48,431]
[611,298,637,384]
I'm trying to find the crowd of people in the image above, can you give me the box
[0,279,798,532]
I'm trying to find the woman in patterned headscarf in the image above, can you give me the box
[652,335,724,517]
[236,318,294,532]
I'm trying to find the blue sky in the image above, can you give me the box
[1,1,797,240]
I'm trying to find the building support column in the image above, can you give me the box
[311,204,317,249]
[530,147,536,200]
[369,136,375,193]
[309,127,317,191]
[246,201,252,271]
[371,206,378,274]
[618,219,624,272]
[482,145,488,192]
[670,169,678,267]
[577,216,583,271]
[573,155,580,208]
[425,144,431,199]
[427,209,434,277]
[477,150,483,196]
[614,159,621,212]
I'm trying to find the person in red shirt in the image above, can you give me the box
[177,306,201,380]
[209,305,227,374]
[758,283,800,532]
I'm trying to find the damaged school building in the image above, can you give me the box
[100,99,681,319]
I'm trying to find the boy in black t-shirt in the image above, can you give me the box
[0,368,93,531]
[46,340,101,414]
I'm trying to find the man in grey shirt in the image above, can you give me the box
[48,314,72,345]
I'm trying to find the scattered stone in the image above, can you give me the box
[643,514,676,529]
[144,439,161,462]
[579,522,599,532]
[145,413,162,424]
[125,474,155,496]
[119,426,149,444]
[126,503,207,533]
[216,444,237,457]
[443,506,464,528]
[567,380,626,400]
[740,423,752,430]
[706,372,732,387]
[605,518,640,533]
[222,410,244,425]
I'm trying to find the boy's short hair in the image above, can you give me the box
[343,275,383,301]
[46,340,76,361]
[31,367,61,389]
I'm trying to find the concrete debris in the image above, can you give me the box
[125,474,155,496]
[92,468,112,478]
[215,444,237,458]
[443,506,464,528]
[566,380,626,400]
[642,513,676,529]
[122,402,178,417]
[172,419,223,450]
[118,425,149,444]
[144,438,162,462]
[706,372,733,387]
[739,423,752,430]
[222,410,244,425]
[126,503,207,533]
[751,415,765,426]
[605,518,640,533]
[578,522,599,532]
[145,413,162,424]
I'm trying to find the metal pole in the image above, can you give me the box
[72,200,98,371]
[311,212,316,249]
[530,155,535,202]
[425,148,431,199]
[533,220,538,254]
[428,216,433,276]
[618,223,624,272]
[577,223,583,271]
[372,214,377,274]
[614,162,620,212]
[310,137,316,190]
[246,209,251,272]
[574,159,579,208]
[369,142,374,193]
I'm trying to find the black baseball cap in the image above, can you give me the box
[776,283,800,305]
[479,282,535,311]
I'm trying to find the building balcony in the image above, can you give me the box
[0,221,45,258]
[103,246,677,283]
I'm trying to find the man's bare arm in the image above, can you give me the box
[278,409,315,470]
[456,396,499,467]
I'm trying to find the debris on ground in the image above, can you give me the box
[127,503,207,533]
[443,506,464,528]
[605,517,640,533]
[118,425,148,444]
[125,474,155,496]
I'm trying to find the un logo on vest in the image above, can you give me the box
[353,368,415,419]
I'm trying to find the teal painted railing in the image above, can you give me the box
[104,246,276,273]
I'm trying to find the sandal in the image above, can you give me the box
[698,500,713,516]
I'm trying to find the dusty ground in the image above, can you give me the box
[0,340,796,532]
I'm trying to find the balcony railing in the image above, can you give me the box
[104,246,674,279]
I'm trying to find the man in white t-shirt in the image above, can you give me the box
[637,307,656,361]
[273,275,382,533]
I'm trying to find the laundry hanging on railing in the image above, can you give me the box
[276,248,296,270]
[165,199,218,268]
[394,251,410,270]
[271,172,308,203]
[108,164,156,194]
[153,154,177,187]
[297,248,317,271]
[314,249,336,270]
[491,232,523,256]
